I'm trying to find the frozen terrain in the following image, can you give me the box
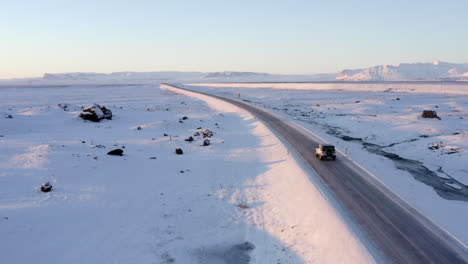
[185,82,468,245]
[0,85,374,263]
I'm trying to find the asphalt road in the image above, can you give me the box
[162,84,468,263]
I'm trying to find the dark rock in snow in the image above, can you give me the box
[150,157,157,160]
[182,116,188,120]
[79,104,112,122]
[164,133,169,136]
[194,132,201,137]
[196,127,202,129]
[57,103,69,111]
[421,110,440,120]
[6,114,13,119]
[137,126,142,130]
[107,149,124,156]
[203,139,211,146]
[175,148,184,155]
[185,136,194,142]
[41,182,52,192]
[202,129,213,138]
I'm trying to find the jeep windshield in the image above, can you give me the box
[322,146,335,152]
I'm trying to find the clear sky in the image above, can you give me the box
[1,0,468,78]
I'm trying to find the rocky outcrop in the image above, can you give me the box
[79,104,112,122]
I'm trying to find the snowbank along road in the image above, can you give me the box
[162,84,468,264]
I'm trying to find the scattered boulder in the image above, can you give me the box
[237,204,249,209]
[57,103,69,111]
[107,149,124,156]
[41,182,52,192]
[150,157,157,160]
[194,131,201,137]
[137,126,142,130]
[429,142,445,150]
[185,136,194,142]
[196,127,202,129]
[202,129,213,138]
[203,139,211,146]
[182,116,188,120]
[175,148,184,155]
[6,114,13,119]
[355,100,361,104]
[79,104,112,122]
[421,110,440,120]
[164,133,169,136]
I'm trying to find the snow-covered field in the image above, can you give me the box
[185,82,468,245]
[0,85,375,263]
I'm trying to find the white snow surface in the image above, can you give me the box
[0,85,374,263]
[185,82,468,245]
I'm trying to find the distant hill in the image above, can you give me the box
[336,61,468,81]
[2,61,468,86]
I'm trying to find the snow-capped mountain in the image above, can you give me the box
[336,61,468,81]
[43,71,204,82]
[0,71,336,86]
[205,71,270,78]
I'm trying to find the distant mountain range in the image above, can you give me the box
[336,61,468,81]
[1,61,468,85]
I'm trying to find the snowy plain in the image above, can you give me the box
[0,85,375,263]
[185,82,468,245]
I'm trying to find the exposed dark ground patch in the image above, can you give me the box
[266,103,468,201]
[336,133,468,201]
[194,241,255,264]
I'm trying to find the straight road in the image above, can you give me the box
[162,84,468,263]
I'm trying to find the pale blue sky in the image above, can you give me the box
[1,0,467,78]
